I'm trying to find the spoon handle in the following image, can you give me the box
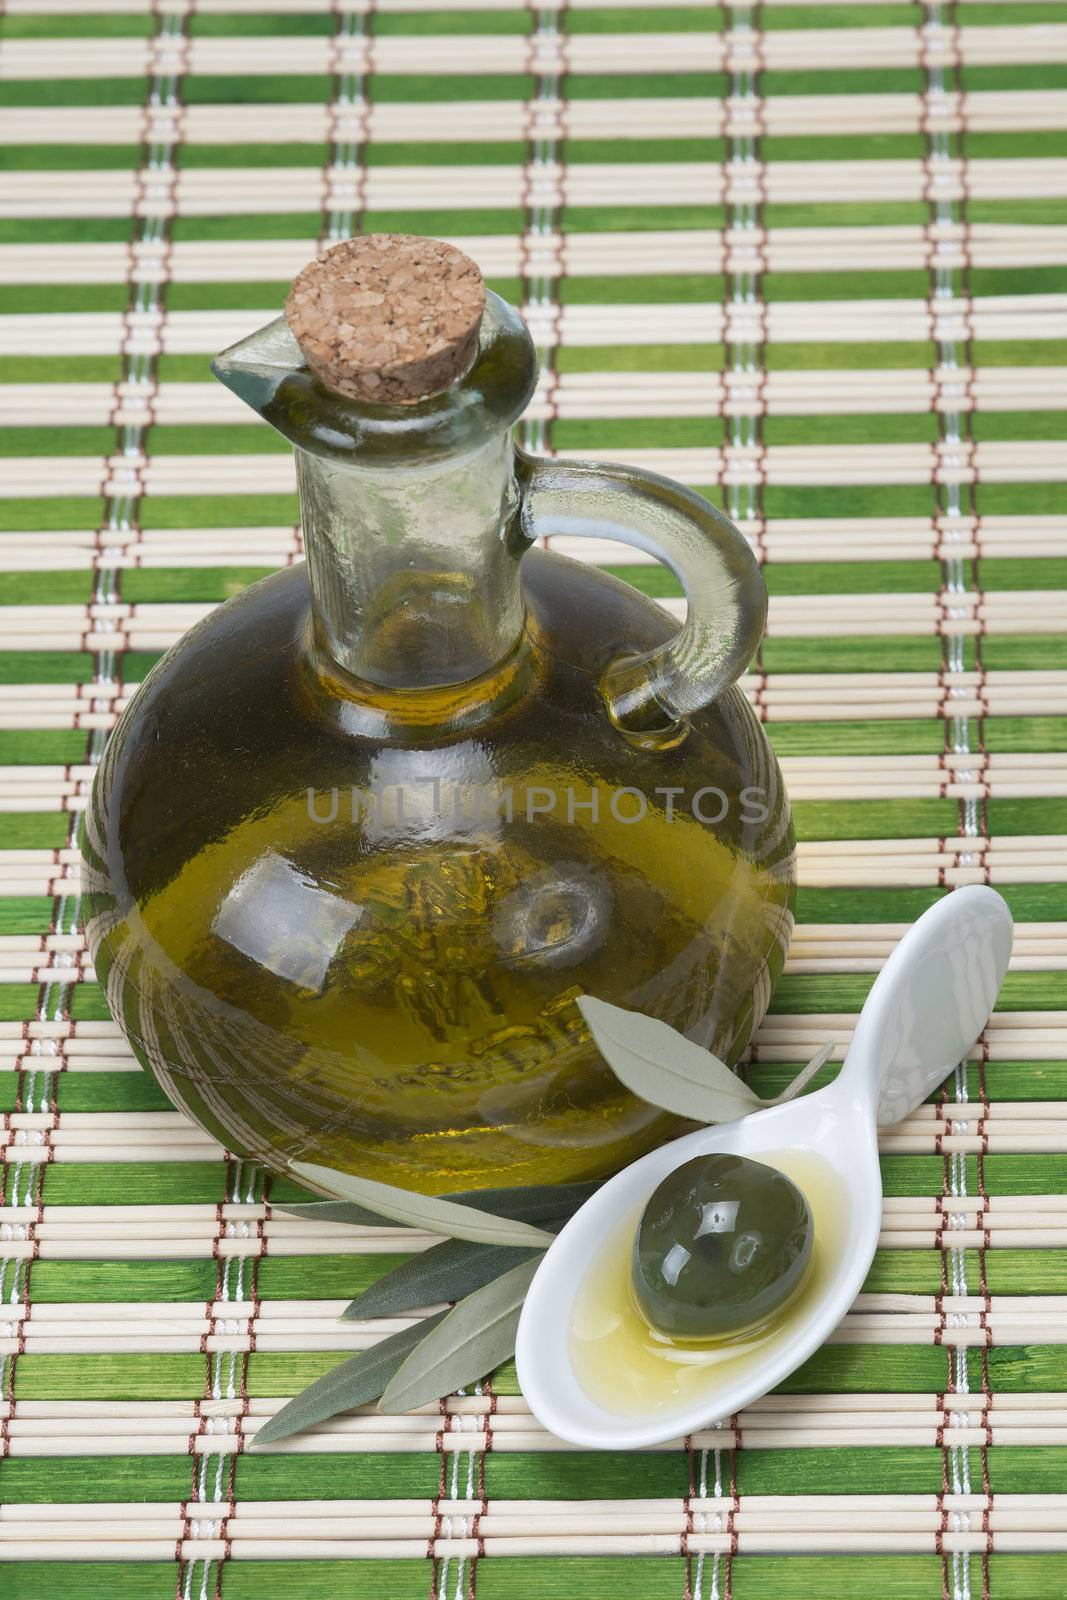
[835,886,1013,1127]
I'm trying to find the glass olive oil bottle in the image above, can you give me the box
[82,236,794,1193]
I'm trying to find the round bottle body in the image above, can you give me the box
[83,551,795,1192]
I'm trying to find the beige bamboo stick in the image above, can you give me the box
[6,445,1067,499]
[2,24,1067,80]
[2,222,1067,282]
[5,1389,1066,1420]
[0,613,1065,652]
[2,1308,1066,1354]
[5,1292,1064,1324]
[2,163,1065,216]
[10,1490,1067,1527]
[2,299,1065,358]
[0,515,1065,574]
[2,87,1065,149]
[1,1498,1064,1532]
[4,1427,1063,1459]
[1,1505,1065,1539]
[0,674,1058,708]
[4,1394,1067,1457]
[4,366,1066,426]
[1,0,1056,20]
[3,1530,1067,1559]
[3,0,1055,14]
[7,0,670,14]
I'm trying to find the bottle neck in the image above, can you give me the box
[297,430,527,692]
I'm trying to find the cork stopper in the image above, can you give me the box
[285,234,486,406]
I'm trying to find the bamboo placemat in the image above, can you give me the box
[2,0,1066,1595]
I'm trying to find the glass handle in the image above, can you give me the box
[516,445,767,743]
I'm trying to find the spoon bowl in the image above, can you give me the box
[516,885,1013,1449]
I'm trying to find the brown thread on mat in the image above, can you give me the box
[935,746,951,802]
[718,3,736,500]
[427,1397,449,1596]
[748,0,770,734]
[453,1374,497,1594]
[517,49,564,439]
[939,10,995,1573]
[181,1146,230,1599]
[321,0,346,244]
[715,97,731,509]
[305,0,380,553]
[10,1133,50,1367]
[933,1291,955,1600]
[112,56,192,1373]
[751,666,768,725]
[933,1054,954,1599]
[0,1141,50,1452]
[748,3,769,559]
[949,9,991,872]
[175,1498,190,1565]
[974,1029,995,1595]
[122,31,200,1598]
[216,1453,240,1583]
[206,1178,229,1361]
[466,1379,495,1598]
[934,1429,950,1599]
[0,1090,33,1463]
[680,1434,699,1600]
[0,536,74,1445]
[209,1159,267,1597]
[319,0,375,251]
[14,1018,72,1079]
[520,0,569,544]
[724,1421,741,1596]
[114,0,185,515]
[717,4,763,1480]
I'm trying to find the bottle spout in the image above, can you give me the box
[211,289,537,471]
[211,314,305,424]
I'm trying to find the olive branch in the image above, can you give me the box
[251,999,834,1448]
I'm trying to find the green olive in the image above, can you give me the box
[631,1153,813,1340]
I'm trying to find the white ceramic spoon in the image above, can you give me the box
[516,884,1013,1450]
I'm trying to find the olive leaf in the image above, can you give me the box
[578,996,835,1123]
[289,1161,555,1249]
[378,1257,540,1415]
[578,996,764,1122]
[278,1179,599,1232]
[343,1237,541,1321]
[250,1309,449,1449]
